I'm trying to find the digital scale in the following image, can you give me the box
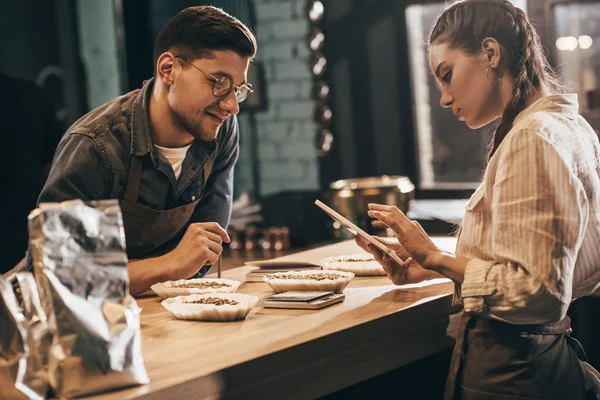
[262,291,345,310]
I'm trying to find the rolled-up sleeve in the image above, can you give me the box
[461,129,587,324]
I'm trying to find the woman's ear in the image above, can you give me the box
[481,37,502,69]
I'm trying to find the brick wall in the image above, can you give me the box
[246,0,320,196]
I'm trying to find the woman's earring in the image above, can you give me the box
[485,64,502,86]
[486,64,502,85]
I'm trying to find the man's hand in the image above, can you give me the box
[165,222,230,280]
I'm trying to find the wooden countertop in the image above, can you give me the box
[88,237,459,400]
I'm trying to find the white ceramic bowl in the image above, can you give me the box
[151,278,241,299]
[320,254,386,276]
[263,270,354,294]
[161,293,259,321]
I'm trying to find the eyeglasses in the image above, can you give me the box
[175,56,253,103]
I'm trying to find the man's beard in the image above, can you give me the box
[171,106,217,142]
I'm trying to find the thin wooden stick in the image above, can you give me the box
[217,256,221,279]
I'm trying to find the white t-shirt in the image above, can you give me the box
[154,144,192,180]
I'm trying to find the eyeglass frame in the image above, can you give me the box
[175,55,253,103]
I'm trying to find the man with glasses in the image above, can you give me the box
[37,6,257,295]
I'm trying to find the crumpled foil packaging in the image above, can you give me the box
[28,199,149,398]
[0,272,51,400]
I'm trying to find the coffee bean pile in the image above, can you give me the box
[266,272,344,281]
[334,255,374,262]
[183,297,239,306]
[167,281,231,289]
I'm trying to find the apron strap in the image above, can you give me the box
[567,335,590,362]
[480,316,590,361]
[444,313,474,400]
[124,156,144,203]
[202,155,215,192]
[481,315,572,335]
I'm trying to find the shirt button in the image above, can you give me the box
[191,196,196,201]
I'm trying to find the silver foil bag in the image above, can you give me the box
[0,272,51,400]
[28,199,149,398]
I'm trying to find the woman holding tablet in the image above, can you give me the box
[356,1,600,399]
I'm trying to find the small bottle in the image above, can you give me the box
[229,230,242,251]
[245,226,258,251]
[260,228,272,251]
[273,228,284,251]
[281,227,291,250]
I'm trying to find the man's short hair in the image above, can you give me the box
[153,6,257,71]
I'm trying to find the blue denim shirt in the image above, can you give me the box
[38,78,239,258]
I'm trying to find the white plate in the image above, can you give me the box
[161,293,258,321]
[321,254,386,276]
[263,270,354,294]
[151,278,241,299]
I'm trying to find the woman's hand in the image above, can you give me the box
[367,203,442,270]
[354,235,442,285]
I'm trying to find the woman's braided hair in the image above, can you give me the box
[429,0,563,158]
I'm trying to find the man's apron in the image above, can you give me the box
[120,155,214,259]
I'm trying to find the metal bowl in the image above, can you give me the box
[327,176,415,236]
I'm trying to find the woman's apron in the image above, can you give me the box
[444,313,593,400]
[120,155,214,260]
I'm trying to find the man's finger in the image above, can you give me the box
[200,223,231,243]
[205,239,224,256]
[201,230,224,244]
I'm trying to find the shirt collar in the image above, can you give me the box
[514,93,579,126]
[131,78,155,157]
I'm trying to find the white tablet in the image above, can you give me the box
[315,200,404,266]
